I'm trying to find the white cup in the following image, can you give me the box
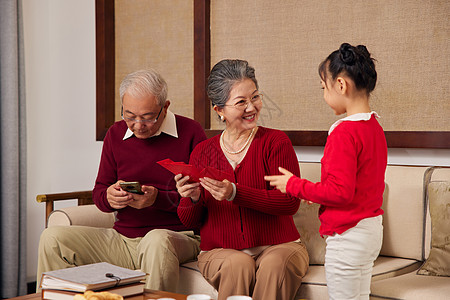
[186,294,212,300]
[226,296,252,300]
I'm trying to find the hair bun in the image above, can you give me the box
[339,43,356,65]
[356,45,370,59]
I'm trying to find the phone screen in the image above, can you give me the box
[119,182,144,194]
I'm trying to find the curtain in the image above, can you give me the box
[0,0,27,297]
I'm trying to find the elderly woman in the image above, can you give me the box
[175,59,309,300]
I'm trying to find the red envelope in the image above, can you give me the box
[157,159,232,182]
[199,166,232,181]
[157,159,202,182]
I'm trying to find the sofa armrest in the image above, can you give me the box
[36,190,93,226]
[48,204,115,228]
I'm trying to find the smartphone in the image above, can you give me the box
[119,181,144,195]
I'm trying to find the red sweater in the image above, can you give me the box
[178,127,301,251]
[93,116,206,238]
[287,115,387,236]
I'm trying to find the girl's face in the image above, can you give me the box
[220,78,262,132]
[321,76,346,116]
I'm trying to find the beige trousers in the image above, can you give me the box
[197,241,309,300]
[36,226,200,292]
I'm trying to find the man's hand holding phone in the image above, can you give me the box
[126,183,158,209]
[107,181,134,209]
[107,181,158,209]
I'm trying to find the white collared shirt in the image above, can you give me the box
[123,109,178,140]
[328,111,380,135]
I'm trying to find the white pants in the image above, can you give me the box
[325,215,383,300]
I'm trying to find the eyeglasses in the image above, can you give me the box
[224,93,263,110]
[121,106,163,124]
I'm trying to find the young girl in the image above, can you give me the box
[265,43,387,300]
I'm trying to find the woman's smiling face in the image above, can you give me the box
[221,78,262,132]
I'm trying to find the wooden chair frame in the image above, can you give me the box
[36,190,93,227]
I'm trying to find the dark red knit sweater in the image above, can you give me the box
[178,127,301,251]
[93,116,207,238]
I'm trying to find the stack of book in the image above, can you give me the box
[40,262,146,300]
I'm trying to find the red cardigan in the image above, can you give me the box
[178,127,301,251]
[287,115,387,236]
[93,116,206,238]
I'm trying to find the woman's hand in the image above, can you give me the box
[200,177,233,201]
[175,174,201,202]
[264,167,294,194]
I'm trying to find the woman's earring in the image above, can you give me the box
[220,115,225,122]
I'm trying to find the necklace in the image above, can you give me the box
[220,127,256,155]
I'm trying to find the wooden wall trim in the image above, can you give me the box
[205,130,450,149]
[193,0,211,128]
[384,131,450,149]
[95,0,115,141]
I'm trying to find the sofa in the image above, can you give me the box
[39,162,450,299]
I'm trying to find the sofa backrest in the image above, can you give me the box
[380,165,430,260]
[294,162,325,264]
[295,162,437,264]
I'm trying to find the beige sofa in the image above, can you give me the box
[41,162,450,299]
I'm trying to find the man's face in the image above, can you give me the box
[121,92,168,139]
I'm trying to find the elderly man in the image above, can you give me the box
[36,69,206,292]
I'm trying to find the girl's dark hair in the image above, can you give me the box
[319,43,377,95]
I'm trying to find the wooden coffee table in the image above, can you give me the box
[8,289,187,300]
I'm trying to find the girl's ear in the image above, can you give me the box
[336,76,348,95]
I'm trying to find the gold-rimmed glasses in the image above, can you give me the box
[224,93,263,111]
[121,106,163,124]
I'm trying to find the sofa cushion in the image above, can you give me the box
[177,261,218,298]
[424,167,450,258]
[300,256,420,286]
[380,166,429,260]
[370,256,422,281]
[417,181,450,276]
[370,271,450,300]
[175,256,421,299]
[293,202,326,265]
[295,267,329,300]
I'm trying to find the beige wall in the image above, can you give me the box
[110,0,450,131]
[115,0,194,120]
[112,1,449,132]
[210,0,450,131]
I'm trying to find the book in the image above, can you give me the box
[42,282,145,300]
[40,262,146,292]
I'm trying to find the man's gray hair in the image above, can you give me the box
[119,69,168,106]
[207,59,258,108]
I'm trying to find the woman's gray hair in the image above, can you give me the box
[207,59,258,107]
[119,69,168,106]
